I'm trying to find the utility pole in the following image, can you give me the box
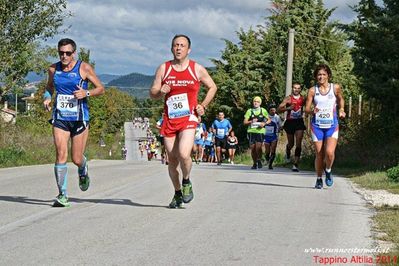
[285,28,295,97]
[15,88,18,121]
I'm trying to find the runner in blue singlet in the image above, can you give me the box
[43,38,105,207]
[211,111,232,165]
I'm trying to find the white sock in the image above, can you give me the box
[325,168,331,173]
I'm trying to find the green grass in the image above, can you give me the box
[348,171,399,264]
[351,171,399,194]
[374,206,399,265]
[0,117,124,168]
[233,151,252,165]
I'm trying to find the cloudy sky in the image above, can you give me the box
[47,0,361,76]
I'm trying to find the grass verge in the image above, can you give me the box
[350,171,399,264]
[351,171,399,195]
[373,206,399,265]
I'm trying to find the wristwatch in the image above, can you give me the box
[86,90,90,97]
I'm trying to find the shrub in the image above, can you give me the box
[387,165,399,182]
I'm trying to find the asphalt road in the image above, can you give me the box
[0,159,375,265]
[124,122,147,161]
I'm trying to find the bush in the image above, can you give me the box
[387,165,399,182]
[0,146,25,167]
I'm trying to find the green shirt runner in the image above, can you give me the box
[244,107,269,134]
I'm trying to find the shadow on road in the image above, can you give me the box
[218,180,314,190]
[69,197,167,208]
[0,196,53,206]
[0,195,167,208]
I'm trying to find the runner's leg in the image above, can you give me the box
[164,135,180,191]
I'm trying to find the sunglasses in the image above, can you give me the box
[58,51,74,56]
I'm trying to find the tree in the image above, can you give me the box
[89,88,136,138]
[210,0,359,141]
[0,0,70,97]
[350,0,399,114]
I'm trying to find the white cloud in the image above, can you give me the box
[47,0,360,75]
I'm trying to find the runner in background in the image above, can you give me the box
[264,104,283,169]
[278,82,306,172]
[211,111,232,165]
[227,130,238,165]
[156,114,168,164]
[243,96,271,169]
[203,126,215,163]
[192,116,206,164]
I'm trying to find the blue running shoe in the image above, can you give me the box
[314,178,323,189]
[325,171,333,187]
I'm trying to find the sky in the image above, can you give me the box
[46,0,362,76]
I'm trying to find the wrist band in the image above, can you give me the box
[43,90,52,99]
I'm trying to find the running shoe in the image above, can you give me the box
[257,160,263,169]
[251,163,257,169]
[325,171,333,187]
[182,181,194,203]
[314,178,323,189]
[78,161,90,191]
[268,164,273,170]
[169,194,184,208]
[230,161,234,165]
[53,194,71,207]
[292,164,299,172]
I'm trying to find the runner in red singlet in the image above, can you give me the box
[150,34,217,208]
[278,83,306,172]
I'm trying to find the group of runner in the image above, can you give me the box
[191,111,238,165]
[43,35,345,208]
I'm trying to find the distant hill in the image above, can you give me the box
[26,72,46,82]
[98,74,120,85]
[115,87,150,99]
[106,72,154,99]
[107,72,154,88]
[22,71,155,99]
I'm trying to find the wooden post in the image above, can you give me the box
[348,96,352,118]
[358,95,362,125]
[285,29,295,97]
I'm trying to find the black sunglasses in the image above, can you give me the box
[58,51,74,56]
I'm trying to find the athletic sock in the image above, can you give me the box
[78,156,87,176]
[269,153,275,166]
[182,178,190,185]
[54,163,68,196]
[325,168,331,173]
[285,146,291,159]
[175,190,183,196]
